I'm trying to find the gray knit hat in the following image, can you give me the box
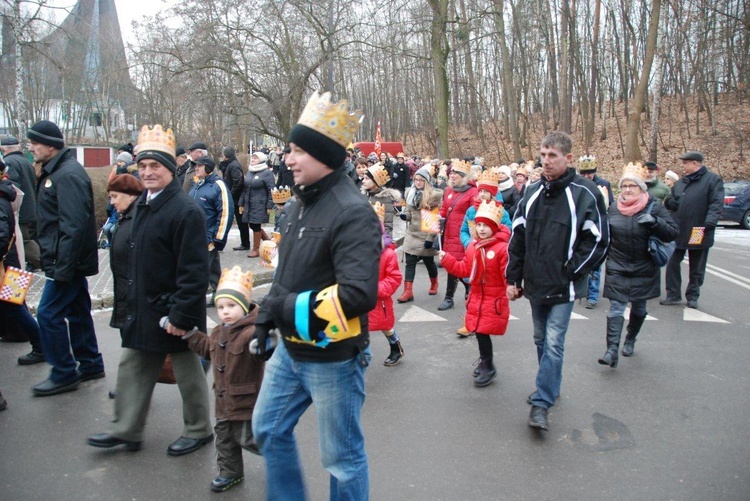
[415,166,432,183]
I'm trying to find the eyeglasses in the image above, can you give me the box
[620,184,639,190]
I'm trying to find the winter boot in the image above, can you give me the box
[384,340,404,366]
[456,316,473,337]
[428,277,439,295]
[260,229,271,241]
[397,281,414,303]
[598,316,624,368]
[247,232,262,258]
[438,276,458,311]
[622,312,647,357]
[474,358,497,387]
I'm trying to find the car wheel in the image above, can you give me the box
[741,209,750,230]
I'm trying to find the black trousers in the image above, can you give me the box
[235,204,249,248]
[665,247,710,301]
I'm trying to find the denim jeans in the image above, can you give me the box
[529,301,575,409]
[608,299,647,319]
[0,300,42,351]
[587,266,601,303]
[36,276,103,383]
[253,342,370,501]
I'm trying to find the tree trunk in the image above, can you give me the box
[624,0,661,163]
[427,0,450,159]
[493,0,522,160]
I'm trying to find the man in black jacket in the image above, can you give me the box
[27,120,104,396]
[661,151,724,309]
[218,146,248,250]
[252,91,380,499]
[506,131,609,431]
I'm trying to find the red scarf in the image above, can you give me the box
[469,236,499,283]
[617,192,649,216]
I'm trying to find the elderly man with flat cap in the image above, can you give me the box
[87,125,213,455]
[182,141,208,193]
[26,120,104,396]
[662,151,724,309]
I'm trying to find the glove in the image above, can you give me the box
[636,213,656,226]
[399,212,408,221]
[423,240,433,249]
[251,325,274,361]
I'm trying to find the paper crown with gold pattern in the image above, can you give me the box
[214,266,254,313]
[295,91,363,148]
[371,201,386,222]
[474,200,505,230]
[579,155,597,173]
[366,163,390,187]
[451,159,472,177]
[476,168,500,189]
[620,162,649,191]
[396,151,405,158]
[272,186,292,204]
[135,125,176,157]
[259,240,278,268]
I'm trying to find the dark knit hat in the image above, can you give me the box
[195,155,215,173]
[118,143,134,155]
[27,120,64,149]
[288,124,346,170]
[107,174,144,196]
[1,135,19,146]
[136,150,177,174]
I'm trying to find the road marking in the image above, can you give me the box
[571,312,588,320]
[398,306,448,322]
[207,317,218,329]
[624,307,658,320]
[704,264,750,290]
[683,308,730,323]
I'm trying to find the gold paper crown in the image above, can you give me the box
[621,162,648,182]
[474,200,504,227]
[579,155,596,171]
[371,201,386,222]
[437,164,448,180]
[476,168,500,188]
[272,186,292,204]
[396,152,406,158]
[452,159,472,176]
[296,91,364,147]
[367,163,390,187]
[259,240,278,268]
[135,125,176,157]
[215,266,253,305]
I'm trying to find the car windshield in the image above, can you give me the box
[724,181,750,196]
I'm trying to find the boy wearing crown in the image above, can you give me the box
[251,92,381,500]
[439,200,511,387]
[173,266,266,493]
[361,162,402,238]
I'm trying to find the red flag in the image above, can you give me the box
[374,120,382,156]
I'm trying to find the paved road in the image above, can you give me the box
[1,226,749,500]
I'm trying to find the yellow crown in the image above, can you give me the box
[259,240,278,268]
[579,155,596,171]
[452,159,472,176]
[621,162,648,182]
[367,163,390,187]
[396,152,406,158]
[437,164,448,180]
[474,200,504,227]
[135,125,176,157]
[476,168,500,188]
[216,266,253,304]
[297,91,364,147]
[272,186,292,204]
[371,201,386,222]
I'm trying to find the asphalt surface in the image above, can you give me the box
[1,224,749,500]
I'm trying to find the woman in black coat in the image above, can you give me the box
[599,167,678,368]
[239,152,275,258]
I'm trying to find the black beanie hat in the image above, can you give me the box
[136,150,177,174]
[288,124,346,170]
[27,120,64,149]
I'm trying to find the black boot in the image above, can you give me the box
[474,358,496,387]
[622,312,647,357]
[384,340,404,366]
[598,316,624,368]
[438,275,458,311]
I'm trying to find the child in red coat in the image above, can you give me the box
[439,200,510,387]
[368,230,404,366]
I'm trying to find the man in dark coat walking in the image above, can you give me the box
[27,120,104,396]
[661,151,724,309]
[219,146,248,250]
[87,125,213,455]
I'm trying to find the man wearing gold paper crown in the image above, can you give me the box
[87,125,213,457]
[252,91,381,500]
[26,120,104,396]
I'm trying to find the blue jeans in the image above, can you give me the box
[253,342,370,501]
[587,266,601,303]
[529,301,574,409]
[0,300,42,351]
[608,299,647,319]
[36,276,103,383]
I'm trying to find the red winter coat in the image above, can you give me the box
[441,227,511,335]
[440,183,478,260]
[368,246,402,332]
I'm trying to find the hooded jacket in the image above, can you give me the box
[506,168,610,304]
